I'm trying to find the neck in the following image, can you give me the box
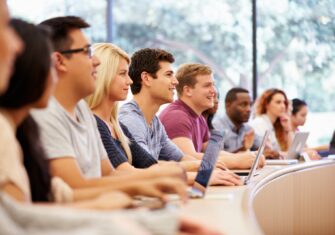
[266,112,278,124]
[92,98,114,123]
[54,80,81,118]
[229,116,243,130]
[133,93,161,125]
[1,107,30,129]
[179,97,203,116]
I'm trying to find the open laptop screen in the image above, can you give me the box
[194,130,224,188]
[244,130,269,184]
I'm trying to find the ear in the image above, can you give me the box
[140,71,151,87]
[183,85,193,97]
[52,52,68,73]
[225,101,231,110]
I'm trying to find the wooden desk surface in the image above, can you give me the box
[178,160,335,235]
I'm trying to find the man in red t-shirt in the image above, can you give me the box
[160,63,265,169]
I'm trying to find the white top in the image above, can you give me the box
[0,112,31,202]
[31,98,108,178]
[250,114,280,151]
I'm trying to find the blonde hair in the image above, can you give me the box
[86,43,132,163]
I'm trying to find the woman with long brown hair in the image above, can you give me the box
[250,88,293,151]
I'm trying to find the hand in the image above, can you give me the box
[178,216,224,235]
[209,169,242,186]
[91,191,133,210]
[221,151,265,169]
[215,159,228,171]
[280,113,292,132]
[133,177,188,203]
[263,147,281,159]
[305,149,321,160]
[242,129,255,150]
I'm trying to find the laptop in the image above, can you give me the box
[238,130,269,185]
[286,132,309,159]
[266,132,309,165]
[188,129,224,198]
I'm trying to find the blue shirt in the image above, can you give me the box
[212,114,261,152]
[118,100,183,161]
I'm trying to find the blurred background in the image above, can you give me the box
[9,0,335,146]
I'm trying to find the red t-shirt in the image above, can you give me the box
[159,99,209,152]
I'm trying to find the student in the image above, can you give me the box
[203,89,219,130]
[0,0,22,94]
[212,88,261,152]
[86,43,160,169]
[30,16,188,200]
[119,48,241,186]
[291,98,308,132]
[159,63,265,169]
[250,88,293,151]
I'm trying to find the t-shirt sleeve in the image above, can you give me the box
[121,124,158,168]
[119,112,152,155]
[91,117,108,162]
[249,117,267,137]
[0,118,30,199]
[31,109,77,159]
[161,110,193,140]
[95,116,128,168]
[158,122,184,161]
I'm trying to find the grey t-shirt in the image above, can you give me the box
[31,98,108,178]
[119,100,183,161]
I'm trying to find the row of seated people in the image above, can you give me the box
[0,13,223,235]
[204,88,329,159]
[1,8,331,234]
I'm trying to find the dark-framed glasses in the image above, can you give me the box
[59,44,93,58]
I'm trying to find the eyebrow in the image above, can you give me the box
[164,70,174,74]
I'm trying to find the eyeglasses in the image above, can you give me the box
[59,45,93,58]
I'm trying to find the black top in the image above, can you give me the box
[95,115,158,168]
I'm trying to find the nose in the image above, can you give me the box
[10,27,23,56]
[127,74,133,85]
[171,75,179,85]
[92,55,100,67]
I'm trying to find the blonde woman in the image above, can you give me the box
[87,43,158,170]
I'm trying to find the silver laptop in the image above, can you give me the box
[241,130,269,185]
[188,129,224,198]
[286,132,309,159]
[266,132,309,165]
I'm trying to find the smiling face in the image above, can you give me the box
[149,61,178,104]
[0,0,23,94]
[188,73,216,113]
[108,58,133,102]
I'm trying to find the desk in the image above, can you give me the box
[179,160,335,235]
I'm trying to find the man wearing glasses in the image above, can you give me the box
[30,16,188,200]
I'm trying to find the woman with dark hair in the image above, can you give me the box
[203,89,219,130]
[0,19,134,208]
[250,88,293,151]
[291,98,308,132]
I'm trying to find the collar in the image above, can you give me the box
[175,99,199,118]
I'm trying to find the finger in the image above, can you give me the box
[157,179,188,203]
